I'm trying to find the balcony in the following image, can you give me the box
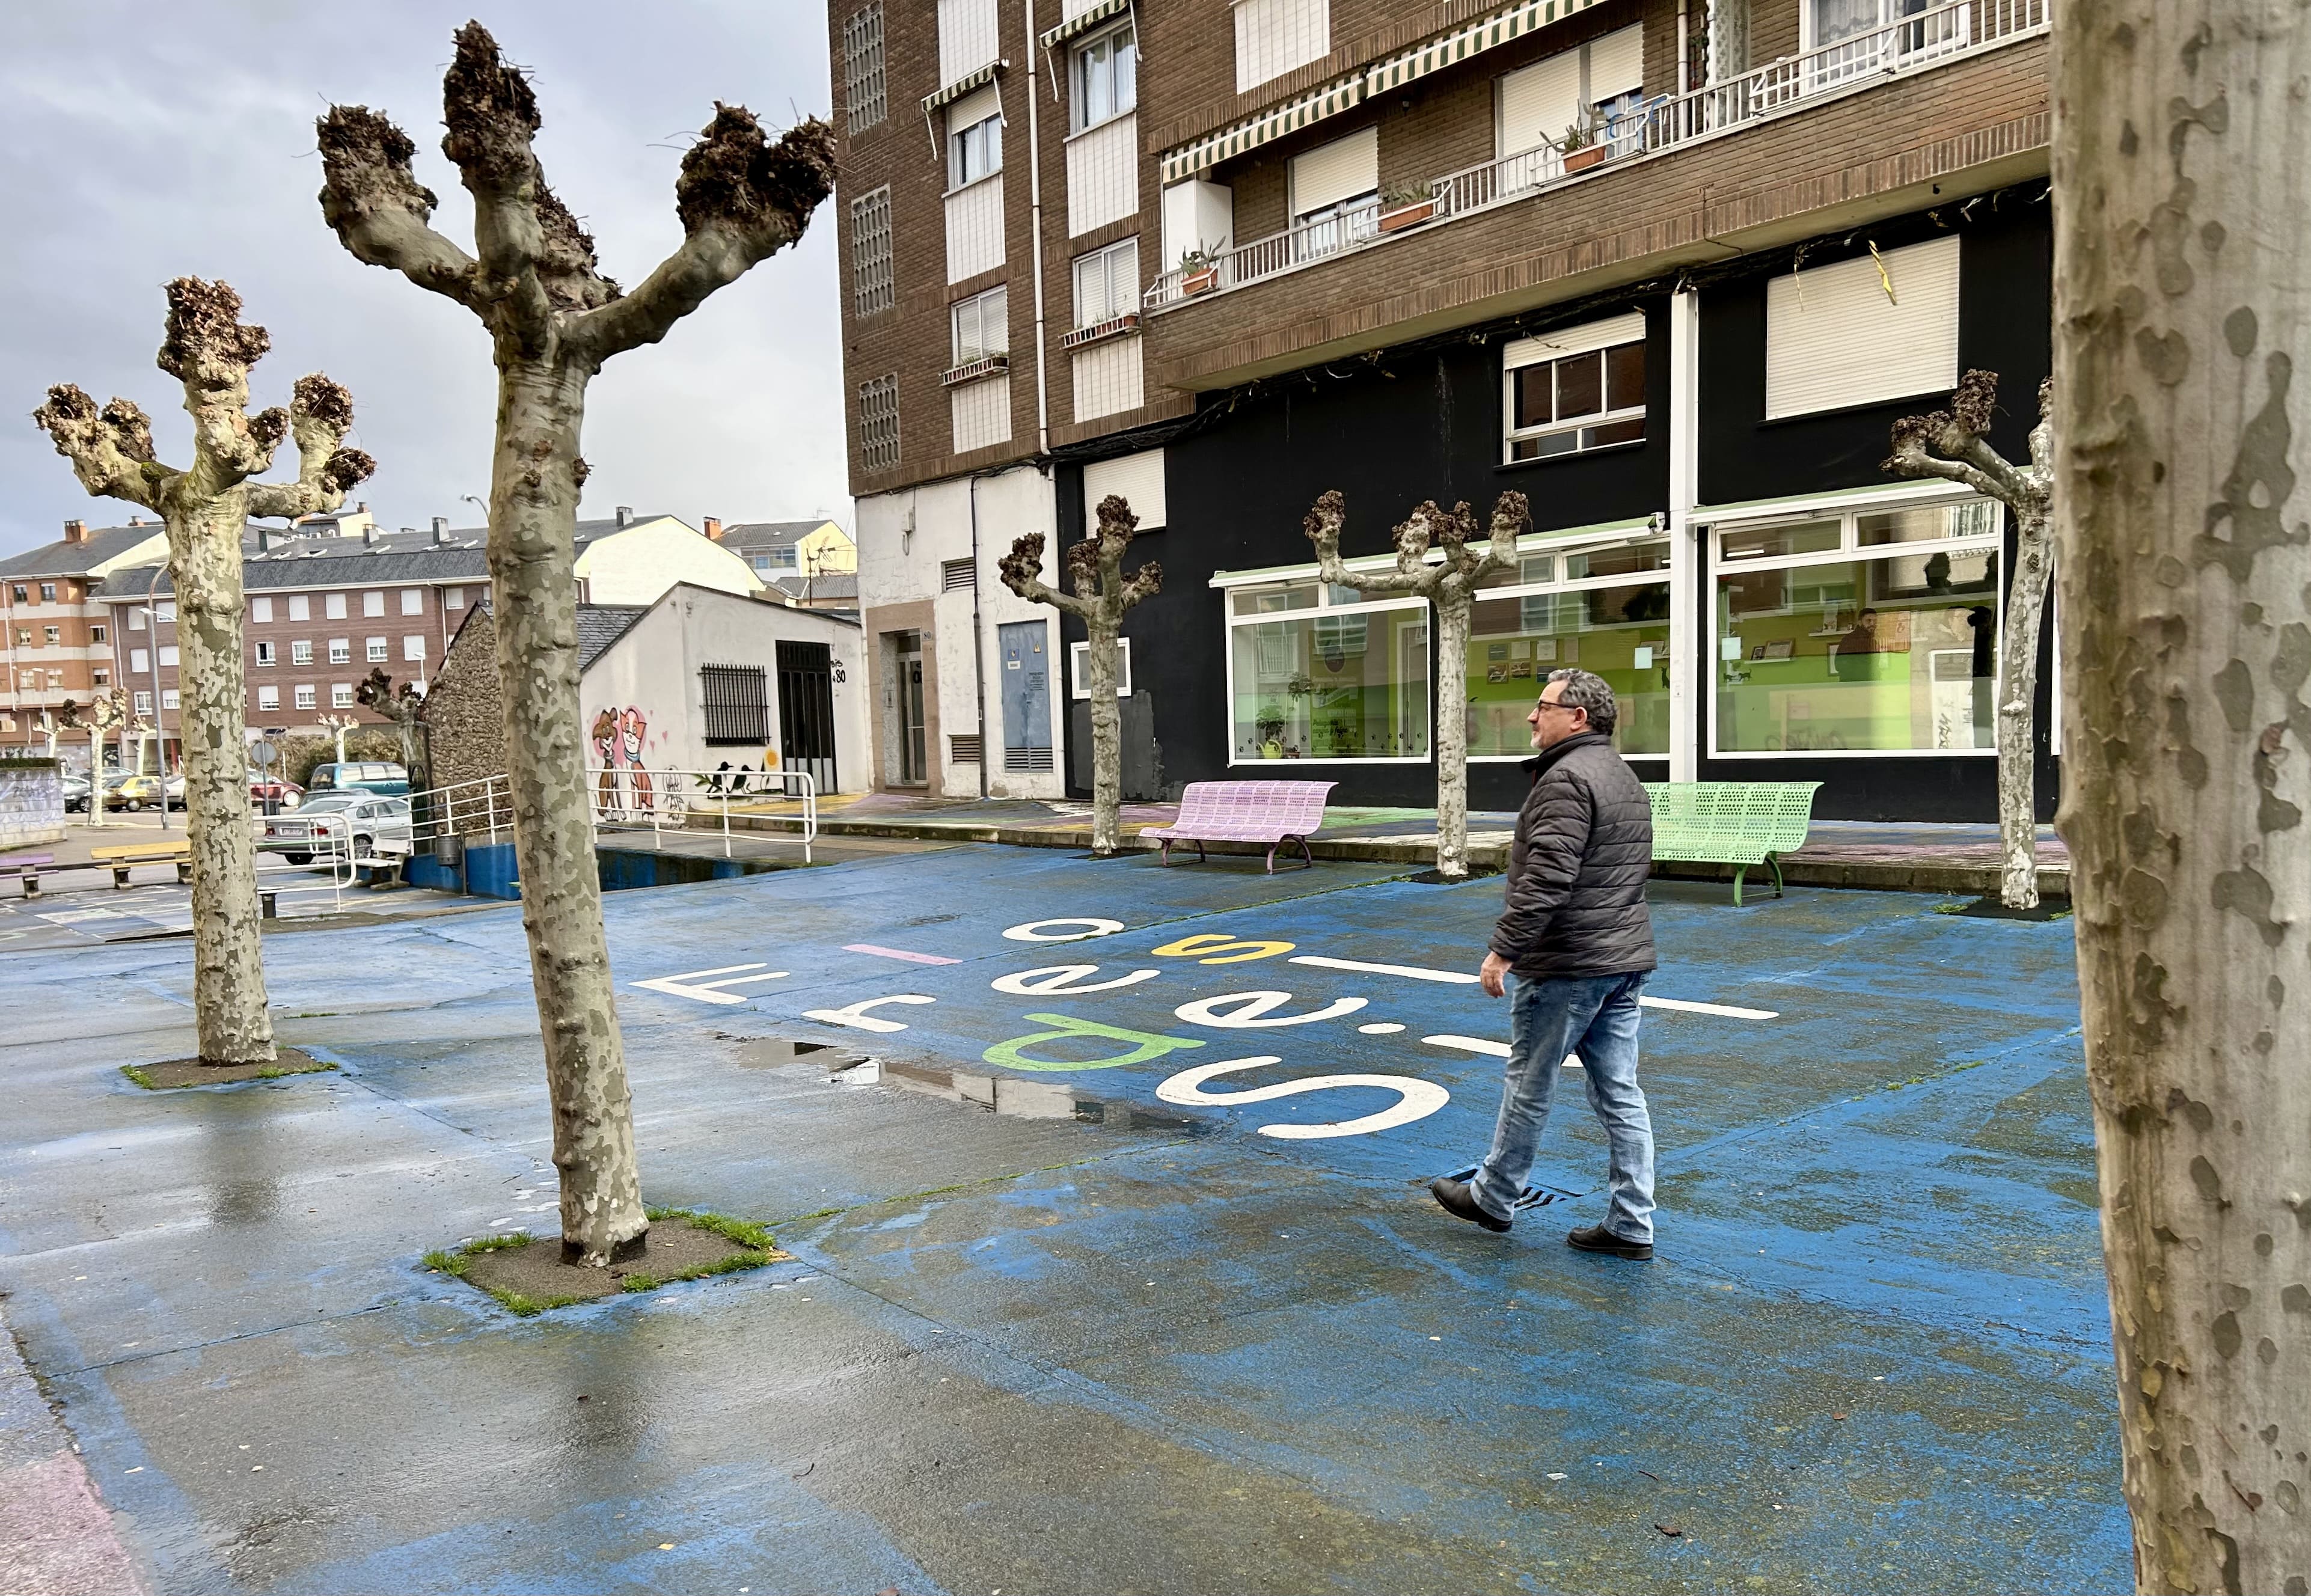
[1145,0,2049,314]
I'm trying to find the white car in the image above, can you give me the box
[259,793,412,864]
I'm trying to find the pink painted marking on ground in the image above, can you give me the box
[843,943,961,965]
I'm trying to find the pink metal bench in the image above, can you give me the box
[1142,780,1336,873]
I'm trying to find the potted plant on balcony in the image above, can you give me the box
[1378,180,1439,233]
[1177,247,1220,298]
[1557,119,1606,173]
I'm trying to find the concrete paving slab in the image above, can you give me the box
[0,844,2128,1592]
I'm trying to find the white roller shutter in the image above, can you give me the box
[1588,25,1644,100]
[1499,50,1581,157]
[1289,125,1377,218]
[1085,448,1166,529]
[946,83,1000,133]
[1766,236,1961,419]
[937,0,999,85]
[1235,0,1330,92]
[1503,310,1645,371]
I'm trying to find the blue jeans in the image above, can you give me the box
[1471,971,1656,1241]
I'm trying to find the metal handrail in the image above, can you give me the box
[407,774,512,846]
[1145,0,2047,310]
[586,766,818,865]
[253,820,356,911]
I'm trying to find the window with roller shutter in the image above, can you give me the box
[1289,127,1378,261]
[1765,237,1960,418]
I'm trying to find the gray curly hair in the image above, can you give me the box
[1546,667,1618,736]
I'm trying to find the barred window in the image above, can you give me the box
[700,664,771,745]
[843,4,887,133]
[850,186,894,317]
[859,374,901,471]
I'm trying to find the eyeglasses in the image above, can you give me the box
[1532,699,1583,715]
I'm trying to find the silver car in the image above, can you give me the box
[259,793,412,864]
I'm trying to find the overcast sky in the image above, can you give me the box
[0,2,845,558]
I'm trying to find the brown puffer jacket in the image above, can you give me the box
[1489,731,1656,979]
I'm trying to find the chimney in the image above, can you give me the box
[615,506,634,529]
[257,527,269,552]
[62,519,87,544]
[362,525,374,546]
[431,516,447,546]
[703,516,723,541]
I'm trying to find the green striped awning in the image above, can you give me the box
[1364,0,1608,94]
[1160,76,1367,185]
[1039,0,1131,52]
[921,59,1004,117]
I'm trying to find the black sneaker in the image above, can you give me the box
[1430,1176,1511,1233]
[1566,1223,1652,1261]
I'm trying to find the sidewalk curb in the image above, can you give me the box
[714,812,2071,900]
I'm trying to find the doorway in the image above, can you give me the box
[776,639,839,792]
[896,632,929,786]
[998,620,1053,772]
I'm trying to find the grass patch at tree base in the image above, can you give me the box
[1935,896,2072,922]
[424,1208,788,1316]
[123,1049,335,1090]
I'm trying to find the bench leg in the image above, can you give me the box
[112,866,130,889]
[1731,865,1746,909]
[1195,840,1206,864]
[1264,842,1277,875]
[1289,834,1314,870]
[20,870,38,900]
[1766,852,1786,899]
[1158,839,1173,866]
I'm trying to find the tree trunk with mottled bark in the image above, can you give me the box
[317,24,833,1265]
[2052,6,2311,1589]
[1887,370,2056,909]
[1000,495,1159,857]
[1306,491,1528,879]
[34,280,373,1067]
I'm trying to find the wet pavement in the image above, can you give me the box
[0,846,2126,1592]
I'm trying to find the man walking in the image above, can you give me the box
[1430,668,1657,1259]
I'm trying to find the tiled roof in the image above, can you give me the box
[716,519,832,552]
[772,572,860,602]
[0,524,167,581]
[576,605,650,671]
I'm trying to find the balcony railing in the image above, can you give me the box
[1145,0,2048,313]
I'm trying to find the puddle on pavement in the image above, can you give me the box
[839,1052,1210,1136]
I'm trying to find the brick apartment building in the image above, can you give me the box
[0,519,170,759]
[827,0,2053,819]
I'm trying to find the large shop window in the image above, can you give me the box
[1227,581,1428,763]
[1712,497,2003,755]
[1502,311,1646,462]
[1468,534,1672,758]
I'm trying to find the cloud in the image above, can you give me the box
[0,1,846,555]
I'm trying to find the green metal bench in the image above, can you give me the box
[1643,781,1822,906]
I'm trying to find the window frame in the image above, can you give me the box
[950,284,1010,367]
[257,685,280,712]
[328,638,351,665]
[1220,579,1433,766]
[294,683,317,710]
[290,640,313,666]
[255,641,276,667]
[1071,237,1139,329]
[366,637,389,662]
[331,682,355,709]
[1502,319,1648,465]
[947,108,1003,191]
[1071,19,1139,133]
[1706,492,2006,760]
[1068,637,1133,699]
[1465,536,1673,762]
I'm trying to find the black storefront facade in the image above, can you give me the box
[1054,188,2055,824]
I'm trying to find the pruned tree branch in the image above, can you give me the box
[567,106,834,362]
[999,532,1088,617]
[157,277,278,491]
[1885,368,2041,509]
[439,22,562,352]
[317,104,488,313]
[32,385,175,511]
[245,375,375,521]
[1305,489,1423,595]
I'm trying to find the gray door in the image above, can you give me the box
[998,620,1053,772]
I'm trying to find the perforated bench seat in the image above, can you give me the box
[1142,780,1337,873]
[1644,781,1822,906]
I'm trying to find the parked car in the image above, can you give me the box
[61,774,92,813]
[104,774,165,812]
[259,793,412,864]
[305,761,410,798]
[249,772,303,809]
[164,774,186,810]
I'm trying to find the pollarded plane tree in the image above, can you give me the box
[356,666,425,779]
[2051,5,2311,1589]
[316,23,834,1267]
[1303,490,1529,881]
[1885,369,2054,911]
[34,281,374,1067]
[999,495,1162,855]
[56,689,130,830]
